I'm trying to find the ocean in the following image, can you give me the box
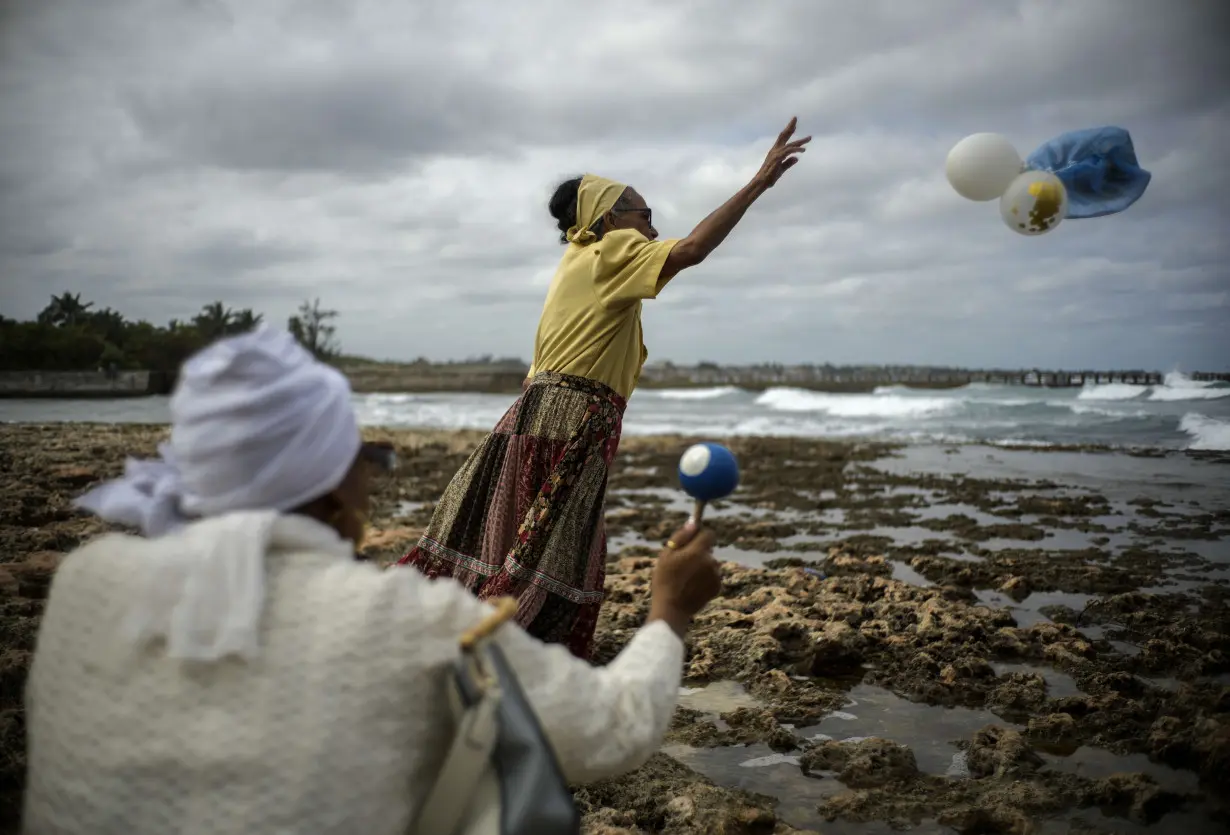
[3,371,1227,451]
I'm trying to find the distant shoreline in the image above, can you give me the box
[3,363,1225,400]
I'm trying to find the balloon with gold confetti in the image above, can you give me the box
[999,170,1069,236]
[945,126,1151,237]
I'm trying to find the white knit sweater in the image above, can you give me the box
[24,516,683,834]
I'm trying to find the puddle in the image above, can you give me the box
[1042,746,1201,795]
[869,445,1230,509]
[714,545,794,568]
[609,487,694,514]
[913,504,1013,527]
[866,524,959,547]
[677,680,760,715]
[662,742,948,834]
[890,561,934,587]
[974,589,1097,628]
[797,684,1013,775]
[979,527,1125,553]
[667,680,1226,833]
[1039,807,1227,835]
[1140,675,1182,692]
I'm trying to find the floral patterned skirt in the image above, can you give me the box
[398,372,625,660]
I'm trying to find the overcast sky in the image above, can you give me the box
[1,0,1227,371]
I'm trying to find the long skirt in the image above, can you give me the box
[398,372,626,659]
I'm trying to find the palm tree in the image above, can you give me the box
[230,309,264,333]
[193,301,234,340]
[287,297,340,359]
[37,292,94,327]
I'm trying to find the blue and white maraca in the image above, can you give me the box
[678,442,740,523]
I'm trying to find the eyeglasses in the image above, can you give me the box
[359,441,397,473]
[616,207,653,226]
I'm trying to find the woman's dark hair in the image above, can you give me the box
[548,177,583,244]
[548,176,633,244]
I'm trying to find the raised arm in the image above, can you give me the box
[660,117,810,282]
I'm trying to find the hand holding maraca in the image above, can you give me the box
[650,520,720,638]
[646,443,741,637]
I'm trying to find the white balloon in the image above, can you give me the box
[945,133,1023,201]
[999,170,1069,236]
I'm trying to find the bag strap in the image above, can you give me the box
[412,598,520,835]
[413,675,499,835]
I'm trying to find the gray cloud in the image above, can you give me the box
[1,0,1228,371]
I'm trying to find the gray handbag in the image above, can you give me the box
[412,598,581,835]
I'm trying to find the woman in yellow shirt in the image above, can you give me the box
[400,118,809,658]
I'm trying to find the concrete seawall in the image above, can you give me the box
[0,371,158,399]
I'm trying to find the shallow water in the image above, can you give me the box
[670,680,1227,833]
[602,446,1230,832]
[889,561,934,587]
[661,742,929,834]
[677,680,759,715]
[870,445,1230,512]
[973,588,1098,628]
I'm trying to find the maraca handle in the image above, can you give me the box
[692,499,707,525]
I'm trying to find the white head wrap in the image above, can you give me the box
[74,326,361,662]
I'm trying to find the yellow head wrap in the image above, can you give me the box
[565,173,627,246]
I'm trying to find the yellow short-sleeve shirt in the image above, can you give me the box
[528,230,680,400]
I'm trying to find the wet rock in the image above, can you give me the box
[987,628,1029,657]
[1194,719,1230,790]
[824,553,892,578]
[1041,636,1096,670]
[759,669,793,695]
[1000,575,1031,601]
[0,569,17,598]
[940,656,997,685]
[720,707,797,752]
[47,465,99,489]
[0,651,33,704]
[1080,773,1184,825]
[987,673,1050,714]
[1086,671,1145,697]
[936,805,1034,835]
[664,794,697,823]
[7,552,62,600]
[809,620,865,674]
[1027,713,1079,747]
[801,738,919,788]
[580,806,639,834]
[666,708,734,748]
[966,725,1044,779]
[573,753,805,835]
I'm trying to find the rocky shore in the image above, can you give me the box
[1,425,1227,833]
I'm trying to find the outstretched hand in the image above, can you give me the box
[753,117,811,190]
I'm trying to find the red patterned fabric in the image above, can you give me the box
[399,373,625,659]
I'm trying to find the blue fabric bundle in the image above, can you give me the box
[1025,126,1151,219]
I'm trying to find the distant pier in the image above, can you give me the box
[1190,371,1230,384]
[635,364,1223,393]
[980,370,1164,388]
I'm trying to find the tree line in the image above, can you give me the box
[0,293,343,374]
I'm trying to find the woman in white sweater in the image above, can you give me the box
[23,326,721,835]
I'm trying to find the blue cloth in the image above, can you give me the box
[1024,127,1151,219]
